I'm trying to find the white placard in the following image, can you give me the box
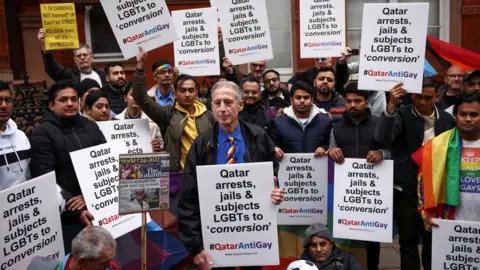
[197,162,279,267]
[210,0,273,65]
[277,154,328,225]
[97,119,152,154]
[333,159,393,243]
[358,3,429,93]
[70,142,143,239]
[300,0,346,58]
[432,219,480,270]
[0,172,64,269]
[173,8,220,76]
[99,0,179,60]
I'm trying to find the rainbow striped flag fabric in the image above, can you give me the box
[413,128,461,220]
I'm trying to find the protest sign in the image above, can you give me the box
[277,154,328,225]
[99,0,178,60]
[119,153,170,214]
[210,0,273,65]
[70,142,143,239]
[358,3,429,93]
[40,3,79,50]
[97,119,152,154]
[196,162,279,267]
[172,8,220,76]
[300,0,346,58]
[432,219,480,270]
[333,159,393,243]
[0,172,64,270]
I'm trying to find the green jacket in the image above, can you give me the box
[132,69,215,172]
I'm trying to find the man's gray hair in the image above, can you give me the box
[73,44,92,55]
[211,81,242,103]
[71,226,116,260]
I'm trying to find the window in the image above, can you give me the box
[85,6,123,62]
[265,0,292,74]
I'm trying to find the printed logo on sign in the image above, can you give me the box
[278,208,323,214]
[304,41,343,48]
[122,23,170,44]
[363,70,418,80]
[229,44,268,55]
[211,241,273,251]
[338,219,388,229]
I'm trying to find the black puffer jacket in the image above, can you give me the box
[102,84,127,114]
[30,112,106,204]
[301,247,367,270]
[177,120,278,256]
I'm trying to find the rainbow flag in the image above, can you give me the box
[413,128,461,220]
[426,36,480,74]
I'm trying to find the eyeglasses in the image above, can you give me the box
[0,97,13,105]
[156,70,174,75]
[264,78,279,84]
[250,63,266,69]
[74,53,91,59]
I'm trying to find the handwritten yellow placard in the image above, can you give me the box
[40,3,79,50]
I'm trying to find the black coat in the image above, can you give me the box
[30,112,106,213]
[42,51,107,87]
[177,120,278,256]
[239,103,274,134]
[261,88,291,112]
[301,247,367,270]
[102,84,127,114]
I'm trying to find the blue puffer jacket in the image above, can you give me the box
[272,105,332,153]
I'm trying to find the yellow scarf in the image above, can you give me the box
[175,100,207,169]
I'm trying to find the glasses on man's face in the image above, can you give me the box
[251,63,266,69]
[0,97,13,105]
[264,78,279,84]
[75,53,91,59]
[447,74,465,79]
[157,70,174,75]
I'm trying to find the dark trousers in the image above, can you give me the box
[366,241,380,270]
[394,190,432,270]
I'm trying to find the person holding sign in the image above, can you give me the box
[145,60,180,107]
[38,29,106,88]
[177,81,284,270]
[30,80,107,253]
[133,47,214,172]
[416,92,480,227]
[328,82,390,270]
[116,84,164,152]
[374,79,455,270]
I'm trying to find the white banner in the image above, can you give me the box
[197,162,279,267]
[333,159,393,243]
[70,142,144,239]
[358,3,429,93]
[99,0,178,60]
[97,119,152,154]
[173,8,220,76]
[432,219,480,270]
[210,0,273,65]
[277,154,328,225]
[0,172,64,270]
[300,0,346,58]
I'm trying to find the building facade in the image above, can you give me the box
[0,0,478,87]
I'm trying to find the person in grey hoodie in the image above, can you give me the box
[0,81,31,191]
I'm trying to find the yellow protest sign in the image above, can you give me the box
[40,3,79,50]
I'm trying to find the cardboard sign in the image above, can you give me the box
[97,119,152,154]
[0,172,64,270]
[99,0,179,59]
[358,3,429,93]
[70,142,143,239]
[300,0,346,58]
[40,3,79,50]
[196,162,279,267]
[173,8,220,76]
[432,219,480,270]
[210,0,273,65]
[277,154,328,225]
[333,159,393,243]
